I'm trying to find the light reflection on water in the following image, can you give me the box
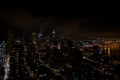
[102,45,120,60]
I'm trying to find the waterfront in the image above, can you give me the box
[102,45,120,60]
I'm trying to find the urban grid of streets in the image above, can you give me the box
[1,35,120,80]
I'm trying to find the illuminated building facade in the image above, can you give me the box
[31,32,37,45]
[0,41,6,65]
[7,30,14,46]
[9,42,24,79]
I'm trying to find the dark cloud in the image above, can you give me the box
[0,8,86,30]
[0,9,52,27]
[0,6,120,40]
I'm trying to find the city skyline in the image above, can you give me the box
[0,3,120,40]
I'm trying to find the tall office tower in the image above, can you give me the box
[31,32,38,55]
[0,41,6,65]
[7,30,14,48]
[38,32,43,39]
[9,42,24,79]
[9,46,18,79]
[31,32,37,45]
[6,30,14,51]
[52,30,56,38]
[38,27,44,39]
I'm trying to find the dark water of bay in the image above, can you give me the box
[102,45,120,60]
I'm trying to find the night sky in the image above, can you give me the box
[0,3,120,40]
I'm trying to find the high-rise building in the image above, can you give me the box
[7,30,14,44]
[38,33,42,39]
[31,32,37,45]
[0,41,6,65]
[9,42,24,79]
[52,30,56,38]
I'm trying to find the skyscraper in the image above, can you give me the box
[0,41,6,65]
[7,30,14,48]
[31,32,37,45]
